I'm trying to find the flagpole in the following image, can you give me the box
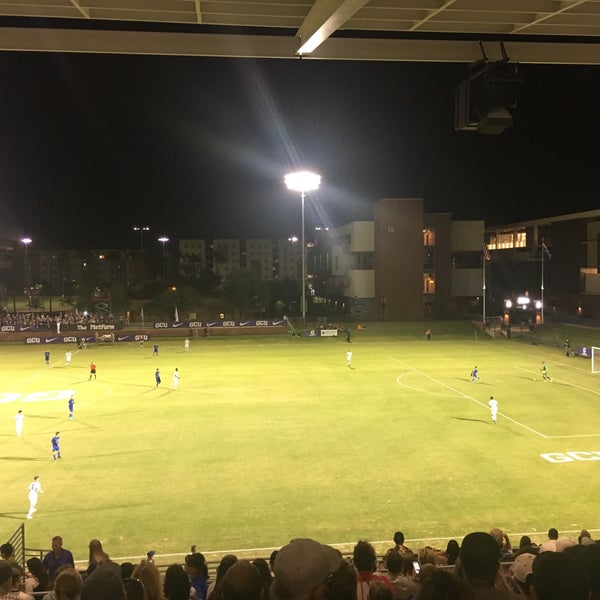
[541,238,545,324]
[483,249,486,328]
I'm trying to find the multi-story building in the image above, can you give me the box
[485,209,600,321]
[312,198,485,320]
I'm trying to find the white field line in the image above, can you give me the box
[388,355,548,439]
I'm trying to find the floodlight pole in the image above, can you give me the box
[285,171,321,326]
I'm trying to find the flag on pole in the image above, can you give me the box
[542,242,552,259]
[174,306,179,322]
[484,245,491,261]
[140,306,144,321]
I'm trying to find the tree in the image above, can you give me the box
[221,270,261,320]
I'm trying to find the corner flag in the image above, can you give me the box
[174,306,179,322]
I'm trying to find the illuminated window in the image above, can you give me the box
[423,229,435,246]
[423,274,435,294]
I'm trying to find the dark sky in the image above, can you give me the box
[0,51,598,249]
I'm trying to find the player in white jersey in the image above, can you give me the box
[27,476,43,519]
[15,410,24,437]
[488,396,498,424]
[173,368,180,389]
[346,350,352,367]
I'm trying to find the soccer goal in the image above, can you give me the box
[592,347,600,373]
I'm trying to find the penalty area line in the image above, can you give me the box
[388,355,548,439]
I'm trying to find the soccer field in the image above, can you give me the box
[1,323,600,565]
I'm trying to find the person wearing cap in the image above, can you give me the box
[508,552,535,598]
[353,541,394,600]
[271,538,342,600]
[146,551,155,564]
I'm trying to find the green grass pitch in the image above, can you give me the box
[1,322,599,565]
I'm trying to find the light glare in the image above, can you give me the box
[285,171,321,193]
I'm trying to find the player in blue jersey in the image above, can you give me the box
[155,368,161,388]
[68,396,75,420]
[44,351,50,365]
[51,432,61,460]
[470,366,480,382]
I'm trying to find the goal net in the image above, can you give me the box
[592,347,600,373]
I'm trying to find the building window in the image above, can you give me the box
[423,274,435,294]
[423,229,435,246]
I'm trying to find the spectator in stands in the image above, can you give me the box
[417,547,447,568]
[368,581,393,600]
[120,563,134,580]
[251,559,272,598]
[416,569,473,600]
[43,536,75,583]
[531,550,589,600]
[506,553,535,598]
[382,550,419,600]
[221,560,263,600]
[163,564,191,600]
[81,560,124,600]
[9,567,33,600]
[123,578,146,600]
[0,544,21,575]
[86,540,108,577]
[271,538,342,600]
[515,536,538,557]
[185,553,208,600]
[324,559,356,600]
[52,568,82,600]
[384,533,413,566]
[489,530,514,562]
[354,540,395,600]
[0,560,29,600]
[538,529,558,553]
[555,537,576,552]
[582,543,600,600]
[133,560,164,600]
[24,557,49,595]
[207,555,237,600]
[578,529,594,545]
[268,551,278,577]
[457,532,520,599]
[445,540,460,566]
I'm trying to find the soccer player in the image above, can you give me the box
[173,367,179,389]
[51,432,61,460]
[68,395,75,420]
[346,350,352,367]
[65,350,72,366]
[15,410,24,437]
[184,338,190,351]
[470,366,480,382]
[89,361,97,380]
[44,350,50,365]
[27,475,43,519]
[155,368,161,387]
[541,361,552,381]
[488,396,498,424]
[153,343,159,357]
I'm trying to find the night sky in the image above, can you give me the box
[0,51,598,249]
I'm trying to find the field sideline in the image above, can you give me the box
[1,322,600,564]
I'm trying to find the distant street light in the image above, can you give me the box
[284,171,321,325]
[158,236,169,279]
[21,237,32,287]
[133,226,150,249]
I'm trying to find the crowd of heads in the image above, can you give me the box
[0,310,114,328]
[1,527,600,600]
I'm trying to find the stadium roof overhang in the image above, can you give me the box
[1,0,600,65]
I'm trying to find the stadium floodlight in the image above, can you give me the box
[158,236,169,279]
[285,171,321,326]
[133,226,150,249]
